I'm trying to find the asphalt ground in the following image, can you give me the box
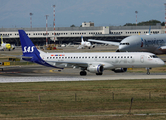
[0,45,166,83]
[0,65,166,83]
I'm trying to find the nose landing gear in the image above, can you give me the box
[146,68,151,75]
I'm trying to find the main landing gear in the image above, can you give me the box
[80,71,103,76]
[146,68,151,75]
[96,73,103,75]
[80,71,87,76]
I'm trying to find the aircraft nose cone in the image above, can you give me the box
[119,45,128,52]
[158,59,165,66]
[160,60,165,66]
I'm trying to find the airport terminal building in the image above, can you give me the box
[0,22,165,46]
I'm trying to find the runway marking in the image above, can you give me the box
[0,76,89,83]
[49,69,62,73]
[49,68,76,75]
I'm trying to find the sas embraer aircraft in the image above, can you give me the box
[88,34,166,55]
[77,36,95,49]
[18,30,164,76]
[0,36,15,51]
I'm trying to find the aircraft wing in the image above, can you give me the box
[0,46,4,50]
[77,45,84,49]
[158,46,166,51]
[47,61,112,69]
[47,61,88,68]
[88,39,119,46]
[159,46,166,50]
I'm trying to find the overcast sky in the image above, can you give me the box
[0,0,165,28]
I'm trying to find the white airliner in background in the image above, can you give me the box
[77,36,95,49]
[17,30,164,76]
[88,34,166,55]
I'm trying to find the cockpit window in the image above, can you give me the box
[149,55,158,58]
[120,43,130,45]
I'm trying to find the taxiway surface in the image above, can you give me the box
[0,65,166,83]
[1,45,166,83]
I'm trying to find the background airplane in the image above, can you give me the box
[0,36,15,51]
[77,35,95,49]
[17,30,164,76]
[88,33,166,55]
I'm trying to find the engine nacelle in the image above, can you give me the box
[112,68,127,73]
[87,64,104,73]
[92,45,95,48]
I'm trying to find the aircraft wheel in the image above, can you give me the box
[146,68,150,75]
[80,71,87,76]
[96,73,103,75]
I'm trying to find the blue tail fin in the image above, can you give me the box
[18,30,63,69]
[18,30,39,56]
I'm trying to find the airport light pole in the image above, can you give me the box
[45,15,49,46]
[30,13,33,28]
[164,3,166,33]
[53,5,57,42]
[135,11,138,26]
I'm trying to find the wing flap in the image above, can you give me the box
[77,45,83,49]
[47,61,88,68]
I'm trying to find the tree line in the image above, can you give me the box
[70,20,165,27]
[124,20,165,26]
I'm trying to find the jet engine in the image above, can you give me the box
[116,49,120,52]
[87,64,104,73]
[112,68,127,73]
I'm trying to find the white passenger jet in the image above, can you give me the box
[88,33,166,55]
[18,30,164,76]
[0,36,15,51]
[77,36,95,49]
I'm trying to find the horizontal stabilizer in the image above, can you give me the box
[1,54,33,59]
